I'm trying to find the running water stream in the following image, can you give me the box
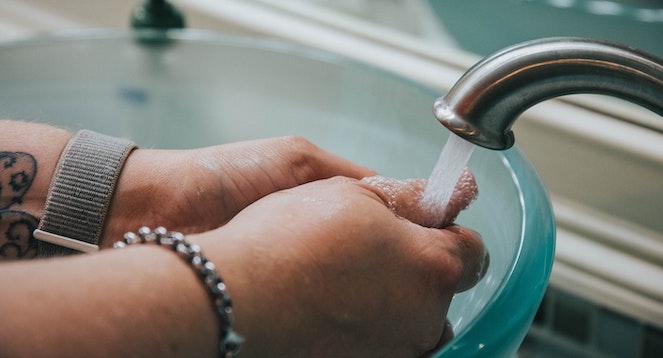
[421,133,476,219]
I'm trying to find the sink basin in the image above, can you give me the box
[0,30,555,357]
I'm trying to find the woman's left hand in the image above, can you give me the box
[103,136,374,245]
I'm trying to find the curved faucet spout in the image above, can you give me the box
[434,37,663,150]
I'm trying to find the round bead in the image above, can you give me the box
[176,243,189,257]
[191,255,204,268]
[124,232,138,244]
[204,261,215,272]
[154,226,167,237]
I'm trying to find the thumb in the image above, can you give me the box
[359,169,477,228]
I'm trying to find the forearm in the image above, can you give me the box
[0,244,219,357]
[0,120,72,259]
[0,119,154,254]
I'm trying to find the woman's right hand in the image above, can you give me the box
[192,175,488,358]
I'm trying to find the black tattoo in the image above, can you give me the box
[1,152,37,209]
[0,210,38,259]
[0,152,39,260]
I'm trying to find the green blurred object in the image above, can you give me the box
[428,0,663,58]
[130,0,185,30]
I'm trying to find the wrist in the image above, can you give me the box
[115,227,243,357]
[102,149,162,247]
[103,149,200,247]
[104,148,230,248]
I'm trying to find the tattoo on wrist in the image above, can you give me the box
[0,152,38,260]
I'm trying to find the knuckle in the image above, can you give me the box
[276,136,325,182]
[278,135,316,152]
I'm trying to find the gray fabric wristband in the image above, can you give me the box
[34,130,137,257]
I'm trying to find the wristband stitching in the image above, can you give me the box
[34,130,136,257]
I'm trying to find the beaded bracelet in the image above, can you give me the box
[114,227,243,357]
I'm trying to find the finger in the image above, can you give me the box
[444,225,489,292]
[357,176,427,220]
[419,319,454,358]
[272,136,377,182]
[440,319,455,349]
[358,170,477,228]
[437,169,478,227]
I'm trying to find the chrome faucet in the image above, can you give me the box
[434,37,663,150]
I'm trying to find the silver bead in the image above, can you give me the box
[223,331,244,356]
[190,244,201,254]
[138,226,153,243]
[154,226,167,237]
[124,232,138,245]
[191,255,204,268]
[216,281,227,294]
[138,226,151,236]
[176,243,190,258]
[204,261,216,272]
[171,232,184,244]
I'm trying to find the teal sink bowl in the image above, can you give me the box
[0,30,555,357]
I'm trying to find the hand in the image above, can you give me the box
[103,137,374,246]
[192,175,488,358]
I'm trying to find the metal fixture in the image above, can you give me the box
[434,37,663,150]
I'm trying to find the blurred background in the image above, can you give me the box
[1,1,662,356]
